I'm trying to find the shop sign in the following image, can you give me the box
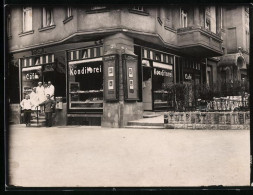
[25,72,40,80]
[185,73,192,80]
[154,68,172,77]
[69,63,102,76]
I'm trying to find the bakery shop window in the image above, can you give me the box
[153,62,173,110]
[68,60,103,110]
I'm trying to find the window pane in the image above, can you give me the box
[133,6,144,11]
[24,7,32,31]
[67,7,72,17]
[68,61,103,109]
[43,7,53,27]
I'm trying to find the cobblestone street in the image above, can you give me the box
[8,125,250,187]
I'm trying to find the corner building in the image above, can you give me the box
[6,5,249,127]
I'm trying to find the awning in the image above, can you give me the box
[218,53,246,69]
[153,62,173,70]
[22,66,42,72]
[69,57,103,65]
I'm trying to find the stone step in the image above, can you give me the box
[29,123,46,127]
[30,119,46,124]
[124,125,164,129]
[127,121,164,126]
[31,116,46,120]
[143,114,162,118]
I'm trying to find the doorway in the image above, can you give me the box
[43,71,66,97]
[142,66,152,111]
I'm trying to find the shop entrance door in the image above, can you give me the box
[142,66,152,111]
[43,71,66,97]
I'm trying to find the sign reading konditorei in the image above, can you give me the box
[154,68,173,77]
[69,64,102,75]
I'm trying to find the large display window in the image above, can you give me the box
[21,66,42,98]
[140,47,175,111]
[152,62,173,110]
[68,59,103,110]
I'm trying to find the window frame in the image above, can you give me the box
[67,7,72,18]
[42,7,54,28]
[180,9,187,28]
[220,7,223,29]
[38,7,56,31]
[63,6,73,24]
[129,6,149,16]
[23,6,33,32]
[246,30,249,52]
[86,6,109,14]
[204,7,212,31]
[7,12,11,38]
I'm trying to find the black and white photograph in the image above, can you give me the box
[4,1,252,191]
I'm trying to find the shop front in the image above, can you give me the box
[20,53,61,99]
[140,47,174,111]
[175,56,203,85]
[66,46,104,125]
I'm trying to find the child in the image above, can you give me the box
[20,94,34,127]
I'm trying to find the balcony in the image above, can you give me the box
[177,26,223,58]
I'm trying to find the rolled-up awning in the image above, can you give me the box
[22,66,42,72]
[153,62,173,70]
[218,53,246,69]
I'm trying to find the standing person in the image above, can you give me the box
[30,87,40,117]
[39,94,55,127]
[36,82,45,113]
[20,94,33,127]
[47,81,55,100]
[44,82,50,100]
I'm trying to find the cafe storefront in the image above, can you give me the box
[19,53,62,100]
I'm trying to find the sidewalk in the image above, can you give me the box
[8,125,250,187]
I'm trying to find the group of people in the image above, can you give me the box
[20,81,55,127]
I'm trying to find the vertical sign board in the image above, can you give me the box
[122,54,139,101]
[103,54,119,101]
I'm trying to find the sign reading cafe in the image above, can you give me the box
[69,63,102,76]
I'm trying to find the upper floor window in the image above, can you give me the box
[220,7,223,29]
[23,7,32,32]
[205,7,211,31]
[132,6,144,12]
[246,30,249,52]
[181,9,187,28]
[7,13,11,37]
[205,17,211,31]
[42,7,54,27]
[66,7,72,18]
[90,6,106,10]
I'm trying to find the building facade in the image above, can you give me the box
[6,5,249,127]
